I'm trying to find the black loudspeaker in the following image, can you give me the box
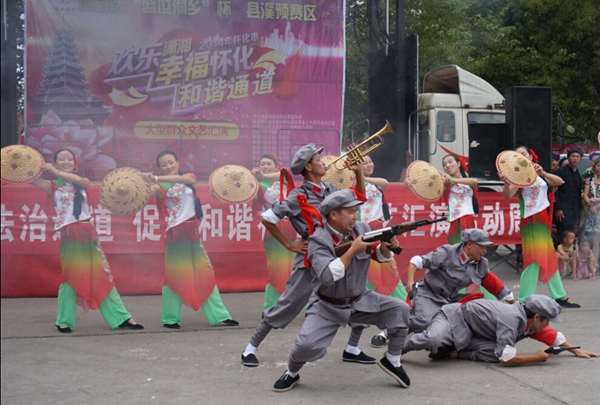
[469,123,510,180]
[505,86,552,172]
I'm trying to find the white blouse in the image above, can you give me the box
[359,182,384,222]
[446,183,475,221]
[52,182,92,230]
[163,183,196,230]
[520,176,550,219]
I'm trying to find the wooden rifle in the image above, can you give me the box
[334,215,447,257]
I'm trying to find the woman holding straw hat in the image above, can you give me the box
[143,151,238,329]
[31,148,144,333]
[440,154,498,302]
[251,154,297,310]
[440,155,478,244]
[499,146,580,307]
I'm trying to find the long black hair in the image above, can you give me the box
[156,150,203,219]
[54,148,83,220]
[442,154,478,214]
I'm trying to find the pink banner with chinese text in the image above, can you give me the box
[25,0,345,180]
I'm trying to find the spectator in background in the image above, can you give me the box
[554,148,583,238]
[582,159,600,274]
[551,153,561,173]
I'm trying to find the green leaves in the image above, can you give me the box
[344,0,599,144]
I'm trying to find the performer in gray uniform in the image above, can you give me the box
[405,229,515,334]
[403,294,599,364]
[273,189,412,392]
[242,144,369,367]
[373,229,516,348]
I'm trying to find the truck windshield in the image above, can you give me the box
[467,113,505,124]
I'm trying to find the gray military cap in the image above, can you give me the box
[319,189,363,217]
[525,294,562,323]
[461,228,494,246]
[290,143,324,175]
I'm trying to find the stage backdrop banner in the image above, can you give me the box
[24,0,345,180]
[1,184,522,297]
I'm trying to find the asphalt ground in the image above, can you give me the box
[2,248,599,405]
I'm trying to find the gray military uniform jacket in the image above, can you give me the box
[269,180,338,268]
[417,243,511,301]
[306,222,387,327]
[442,300,548,358]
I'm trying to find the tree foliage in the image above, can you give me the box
[344,0,599,143]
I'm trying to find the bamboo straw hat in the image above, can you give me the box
[496,150,536,188]
[1,145,44,184]
[100,167,150,215]
[405,160,444,202]
[209,165,258,204]
[321,155,356,189]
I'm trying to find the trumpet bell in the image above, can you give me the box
[328,120,394,170]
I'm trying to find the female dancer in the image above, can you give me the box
[441,155,478,244]
[251,154,297,309]
[360,156,408,348]
[582,159,600,274]
[144,151,238,328]
[499,146,580,307]
[441,154,496,299]
[31,148,143,332]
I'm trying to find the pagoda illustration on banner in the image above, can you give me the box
[31,26,110,126]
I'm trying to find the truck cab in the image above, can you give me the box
[409,65,506,190]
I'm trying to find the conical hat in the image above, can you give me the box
[496,150,536,188]
[321,155,356,189]
[1,145,44,184]
[405,160,444,202]
[209,165,258,204]
[100,167,150,215]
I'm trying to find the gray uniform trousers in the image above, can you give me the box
[288,293,409,373]
[409,283,453,333]
[250,255,313,347]
[405,304,508,364]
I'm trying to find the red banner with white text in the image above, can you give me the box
[1,184,522,297]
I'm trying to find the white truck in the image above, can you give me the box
[408,65,507,191]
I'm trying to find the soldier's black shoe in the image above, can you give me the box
[370,335,387,348]
[555,298,581,308]
[241,353,259,367]
[377,356,410,388]
[273,372,300,392]
[342,350,376,364]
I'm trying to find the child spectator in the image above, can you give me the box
[573,237,595,281]
[556,231,576,278]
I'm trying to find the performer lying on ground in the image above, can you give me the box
[404,229,515,335]
[402,294,599,364]
[274,189,412,392]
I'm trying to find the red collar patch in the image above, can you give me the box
[311,185,322,194]
[460,252,468,263]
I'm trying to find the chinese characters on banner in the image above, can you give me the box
[1,184,521,298]
[25,1,345,181]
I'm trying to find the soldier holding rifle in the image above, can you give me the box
[273,189,412,392]
[241,143,371,367]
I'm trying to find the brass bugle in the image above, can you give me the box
[327,120,393,171]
